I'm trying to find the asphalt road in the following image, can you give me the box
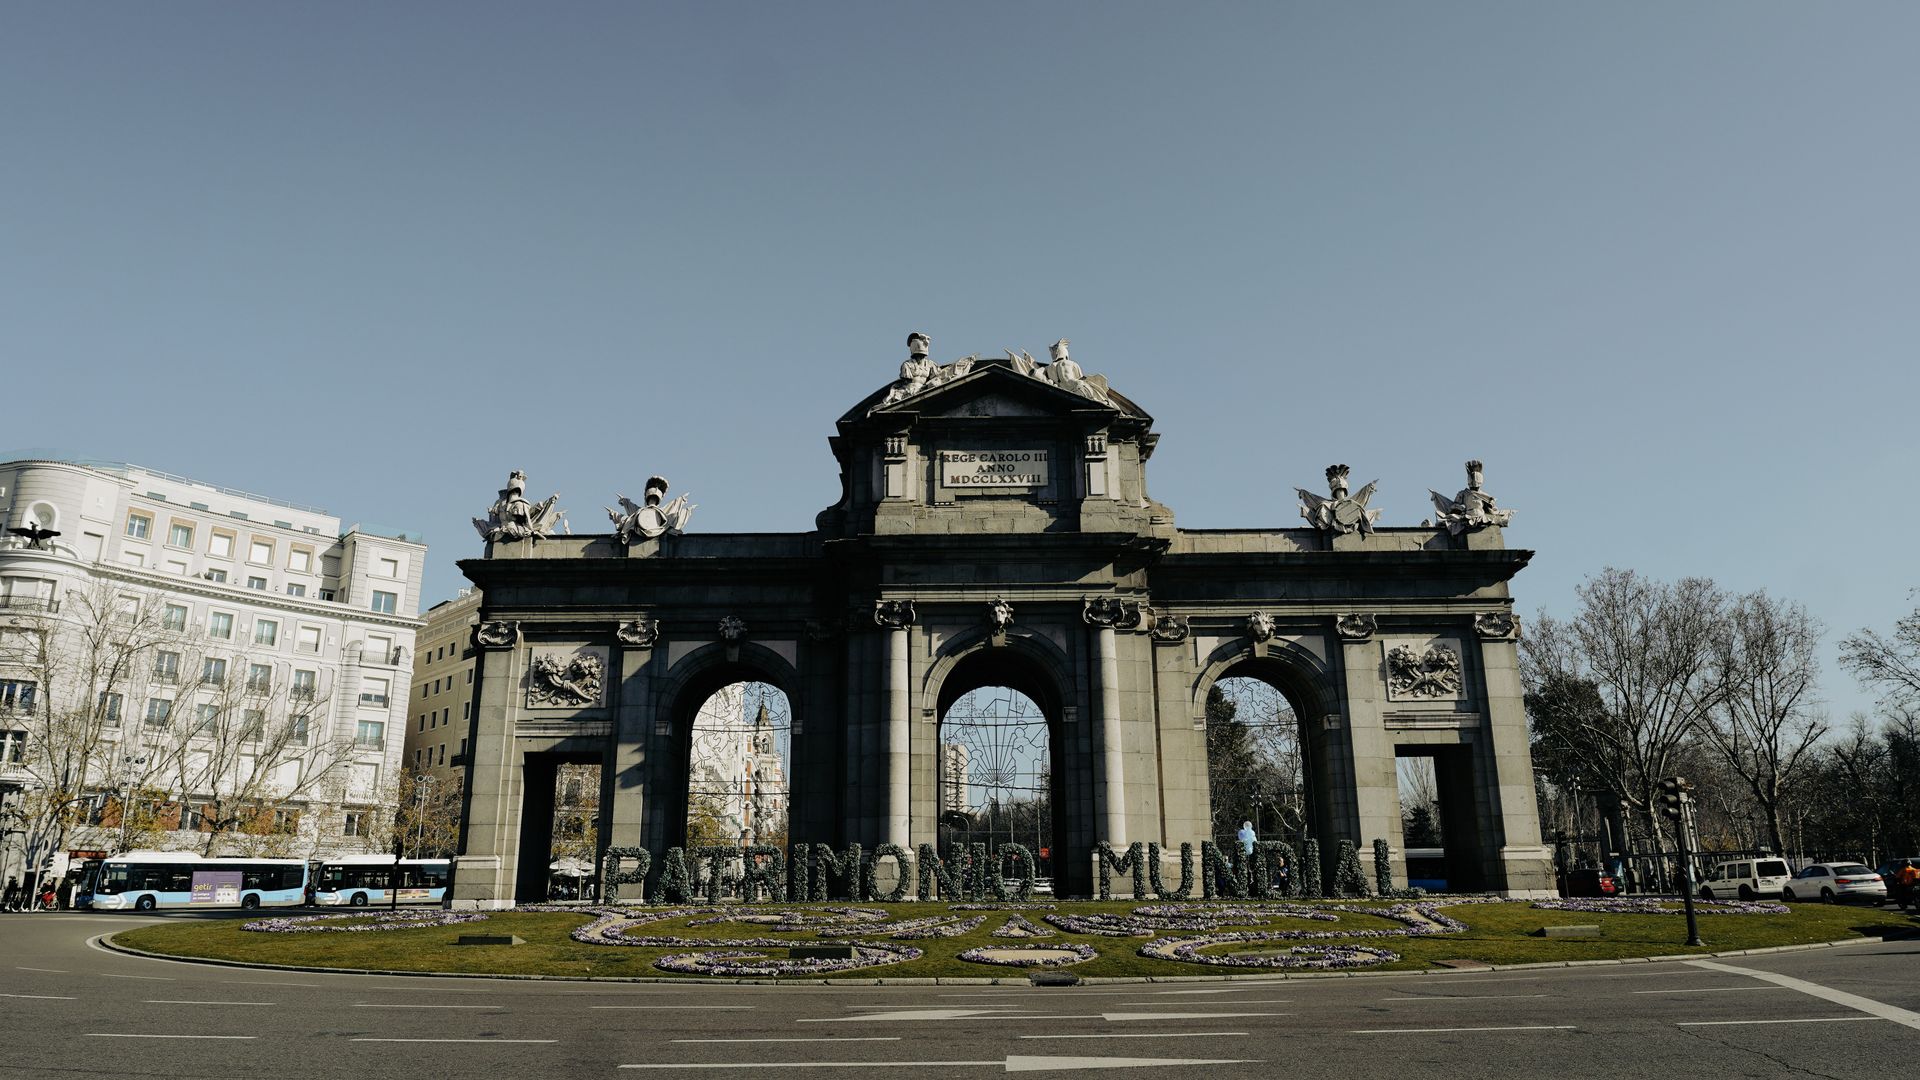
[1,912,1916,1079]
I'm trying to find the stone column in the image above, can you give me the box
[1476,612,1554,895]
[451,620,521,910]
[1084,599,1130,847]
[608,620,659,887]
[875,600,917,850]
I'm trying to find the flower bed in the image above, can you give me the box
[240,910,493,934]
[1139,935,1400,969]
[958,943,1096,968]
[654,943,923,977]
[990,914,1056,938]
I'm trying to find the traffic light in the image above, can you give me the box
[1657,776,1688,821]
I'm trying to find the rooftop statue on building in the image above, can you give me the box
[607,476,696,545]
[1429,460,1515,535]
[472,470,564,544]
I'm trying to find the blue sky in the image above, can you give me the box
[3,3,1915,722]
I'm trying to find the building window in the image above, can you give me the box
[286,583,307,597]
[163,604,188,631]
[296,626,322,654]
[290,712,310,745]
[462,701,471,720]
[378,556,401,578]
[248,539,274,565]
[291,669,317,699]
[438,743,446,766]
[0,679,37,713]
[370,590,398,615]
[288,548,312,573]
[343,810,370,837]
[207,612,233,640]
[168,522,194,548]
[205,568,228,584]
[466,669,473,684]
[98,691,124,727]
[193,702,219,734]
[247,663,273,692]
[359,677,389,708]
[318,588,337,602]
[126,513,151,539]
[202,657,228,685]
[144,697,172,728]
[254,619,278,647]
[241,708,265,742]
[153,651,181,683]
[418,714,426,732]
[367,633,393,663]
[209,531,234,558]
[246,576,268,591]
[354,720,385,749]
[0,729,26,764]
[271,808,299,832]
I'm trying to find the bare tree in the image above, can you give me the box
[1524,569,1731,862]
[1700,591,1828,852]
[390,767,463,858]
[1841,594,1920,710]
[1,581,179,893]
[136,621,348,856]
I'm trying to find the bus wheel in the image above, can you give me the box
[351,892,368,907]
[135,895,156,912]
[241,894,260,910]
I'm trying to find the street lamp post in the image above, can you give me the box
[117,754,148,854]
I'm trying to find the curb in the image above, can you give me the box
[97,929,1907,988]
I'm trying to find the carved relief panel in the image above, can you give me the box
[1381,636,1469,703]
[526,645,609,709]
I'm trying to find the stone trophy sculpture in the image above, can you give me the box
[1297,465,1381,536]
[607,476,696,544]
[1429,460,1515,535]
[473,470,564,544]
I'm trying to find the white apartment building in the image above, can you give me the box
[404,588,480,787]
[0,457,425,885]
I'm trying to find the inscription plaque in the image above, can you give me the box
[939,449,1049,490]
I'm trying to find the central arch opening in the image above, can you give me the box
[935,649,1066,891]
[685,681,791,852]
[1206,672,1309,852]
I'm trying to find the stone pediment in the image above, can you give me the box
[848,355,1146,426]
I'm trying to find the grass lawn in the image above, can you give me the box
[112,899,1916,981]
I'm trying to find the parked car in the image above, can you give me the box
[1698,857,1792,901]
[1782,862,1886,904]
[1563,867,1618,898]
[1873,858,1920,910]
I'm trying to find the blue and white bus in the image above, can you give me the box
[312,856,450,906]
[90,852,308,911]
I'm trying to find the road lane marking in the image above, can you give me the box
[87,1034,258,1040]
[100,973,173,981]
[356,984,493,992]
[591,999,756,1006]
[1632,986,1788,995]
[225,980,320,988]
[352,1003,501,1009]
[1350,1026,1576,1034]
[1101,1012,1290,1022]
[16,966,67,973]
[1113,999,1292,1006]
[621,1057,1258,1072]
[801,1011,1093,1023]
[144,1000,277,1006]
[1686,959,1920,1031]
[1021,1032,1250,1040]
[1,993,76,1000]
[672,1030,902,1037]
[1379,995,1546,1002]
[1677,1017,1889,1027]
[355,1030,560,1037]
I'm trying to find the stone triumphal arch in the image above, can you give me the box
[452,336,1553,904]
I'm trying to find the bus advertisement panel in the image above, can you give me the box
[190,871,243,905]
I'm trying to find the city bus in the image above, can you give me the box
[312,856,451,906]
[89,852,309,911]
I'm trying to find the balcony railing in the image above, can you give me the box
[358,693,388,708]
[353,737,385,751]
[0,596,58,613]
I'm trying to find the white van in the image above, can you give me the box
[1699,857,1792,900]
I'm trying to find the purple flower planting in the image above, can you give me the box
[241,910,492,934]
[958,943,1096,968]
